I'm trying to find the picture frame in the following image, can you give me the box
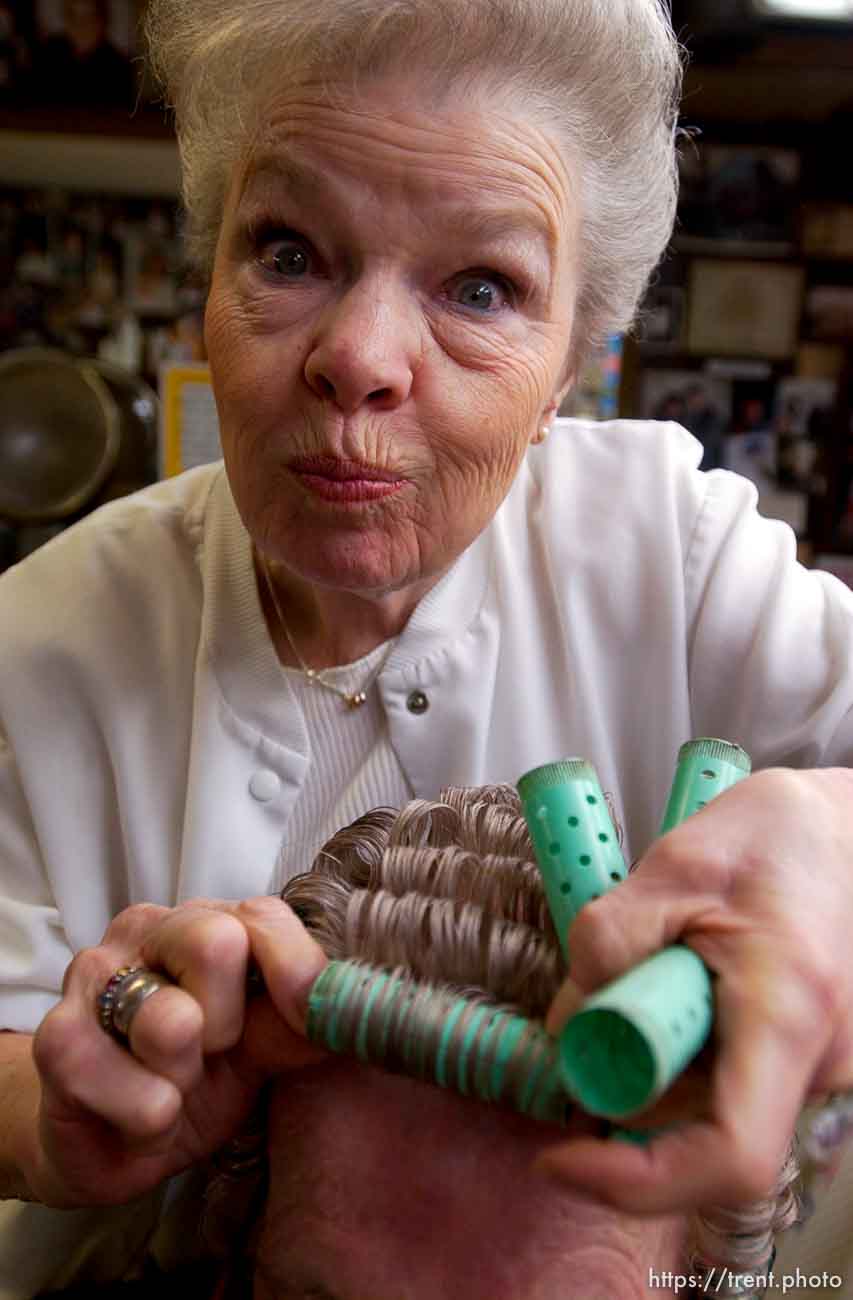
[638,369,732,430]
[638,368,733,471]
[677,145,801,255]
[686,260,805,360]
[774,376,837,438]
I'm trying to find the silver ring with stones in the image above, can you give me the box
[97,966,173,1042]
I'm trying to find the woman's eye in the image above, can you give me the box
[449,274,512,313]
[257,235,312,278]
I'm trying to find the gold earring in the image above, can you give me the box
[533,423,550,446]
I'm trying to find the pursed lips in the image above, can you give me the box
[287,455,406,483]
[287,455,409,502]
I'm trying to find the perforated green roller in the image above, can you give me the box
[557,945,713,1119]
[516,759,628,958]
[518,740,752,1119]
[659,738,751,835]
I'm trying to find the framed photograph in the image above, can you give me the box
[639,369,731,428]
[803,286,853,342]
[774,377,837,438]
[686,260,805,360]
[773,376,836,490]
[637,368,732,469]
[159,363,219,478]
[678,146,801,255]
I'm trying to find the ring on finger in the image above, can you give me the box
[97,966,175,1042]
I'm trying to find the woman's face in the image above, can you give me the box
[205,76,579,599]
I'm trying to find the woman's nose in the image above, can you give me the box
[304,279,417,414]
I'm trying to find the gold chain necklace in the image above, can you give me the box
[259,554,394,710]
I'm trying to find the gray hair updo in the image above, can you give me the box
[144,0,683,359]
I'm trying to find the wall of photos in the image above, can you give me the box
[0,184,204,378]
[628,140,853,577]
[0,2,204,389]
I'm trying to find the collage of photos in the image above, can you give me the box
[632,138,853,572]
[638,146,853,359]
[639,366,848,551]
[0,183,206,380]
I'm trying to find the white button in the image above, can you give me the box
[249,770,280,802]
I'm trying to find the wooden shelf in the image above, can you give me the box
[0,129,180,197]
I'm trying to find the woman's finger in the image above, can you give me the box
[64,897,325,1090]
[233,896,328,1034]
[605,1058,714,1133]
[61,905,241,1088]
[96,902,173,960]
[140,904,251,1053]
[560,833,721,999]
[124,984,205,1095]
[538,958,825,1213]
[34,997,182,1142]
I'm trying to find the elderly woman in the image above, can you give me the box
[1,0,853,1293]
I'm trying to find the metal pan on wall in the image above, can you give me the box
[0,348,121,523]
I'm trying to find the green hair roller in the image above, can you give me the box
[518,740,751,1119]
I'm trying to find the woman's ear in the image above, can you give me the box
[553,364,577,414]
[530,397,563,446]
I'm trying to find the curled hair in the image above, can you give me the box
[143,0,683,362]
[205,786,801,1285]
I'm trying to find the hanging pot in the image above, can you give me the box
[0,347,121,523]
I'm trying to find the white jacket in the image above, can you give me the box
[2,417,853,1293]
[3,416,853,1033]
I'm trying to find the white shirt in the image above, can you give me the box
[273,647,413,886]
[2,416,853,1292]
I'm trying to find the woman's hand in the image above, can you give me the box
[27,896,327,1208]
[537,767,853,1213]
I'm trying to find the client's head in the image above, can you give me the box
[208,784,798,1300]
[257,1060,682,1300]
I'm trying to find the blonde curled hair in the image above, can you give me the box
[204,785,799,1288]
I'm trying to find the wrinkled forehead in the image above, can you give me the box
[230,77,579,252]
[258,1062,685,1300]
